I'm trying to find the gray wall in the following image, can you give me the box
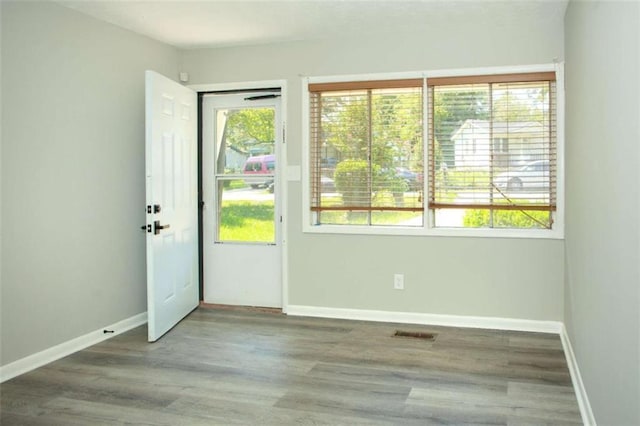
[564,1,640,424]
[0,1,179,365]
[0,2,3,354]
[183,16,566,321]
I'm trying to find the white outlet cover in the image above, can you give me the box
[394,274,404,289]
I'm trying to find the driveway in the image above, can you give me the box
[223,187,274,202]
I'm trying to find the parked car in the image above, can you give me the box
[321,157,338,169]
[243,154,275,189]
[321,176,336,192]
[493,159,550,192]
[395,167,421,191]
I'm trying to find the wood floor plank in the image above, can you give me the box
[40,397,216,426]
[0,307,582,425]
[0,411,93,426]
[1,367,179,413]
[403,402,508,425]
[509,335,564,351]
[307,361,509,396]
[167,393,397,426]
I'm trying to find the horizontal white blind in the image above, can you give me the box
[309,81,423,226]
[427,73,557,229]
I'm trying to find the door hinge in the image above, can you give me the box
[280,216,283,223]
[282,123,286,144]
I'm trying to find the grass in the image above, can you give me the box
[219,200,274,242]
[220,188,546,232]
[319,210,421,226]
[437,169,492,191]
[218,192,424,237]
[318,191,423,226]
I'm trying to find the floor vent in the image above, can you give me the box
[393,330,437,340]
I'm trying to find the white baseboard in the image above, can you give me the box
[560,324,597,426]
[286,305,563,334]
[0,312,147,383]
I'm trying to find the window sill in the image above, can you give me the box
[302,223,564,240]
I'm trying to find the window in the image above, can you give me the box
[304,67,562,237]
[428,72,557,230]
[309,79,424,227]
[493,138,509,153]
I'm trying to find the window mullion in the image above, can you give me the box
[317,93,323,224]
[548,80,555,207]
[489,83,494,229]
[367,89,373,226]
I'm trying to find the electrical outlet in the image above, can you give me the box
[394,274,404,290]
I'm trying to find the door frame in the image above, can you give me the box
[191,80,288,313]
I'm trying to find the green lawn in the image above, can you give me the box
[221,191,547,232]
[219,192,426,239]
[219,200,274,242]
[318,210,421,225]
[319,192,422,225]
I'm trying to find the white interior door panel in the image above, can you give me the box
[145,70,198,341]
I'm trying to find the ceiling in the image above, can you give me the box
[57,0,569,50]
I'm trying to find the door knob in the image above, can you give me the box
[153,220,170,235]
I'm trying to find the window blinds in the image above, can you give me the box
[309,80,423,226]
[427,72,557,228]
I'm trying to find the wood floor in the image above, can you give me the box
[0,308,582,425]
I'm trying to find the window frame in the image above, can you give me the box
[302,64,564,239]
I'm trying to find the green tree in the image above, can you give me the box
[372,92,422,170]
[322,93,369,160]
[492,85,548,122]
[216,108,275,201]
[321,90,422,170]
[216,108,274,175]
[224,108,275,154]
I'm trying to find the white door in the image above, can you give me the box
[145,70,199,341]
[202,92,282,307]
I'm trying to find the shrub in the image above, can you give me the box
[377,171,409,194]
[334,160,408,207]
[334,160,377,207]
[463,209,551,229]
